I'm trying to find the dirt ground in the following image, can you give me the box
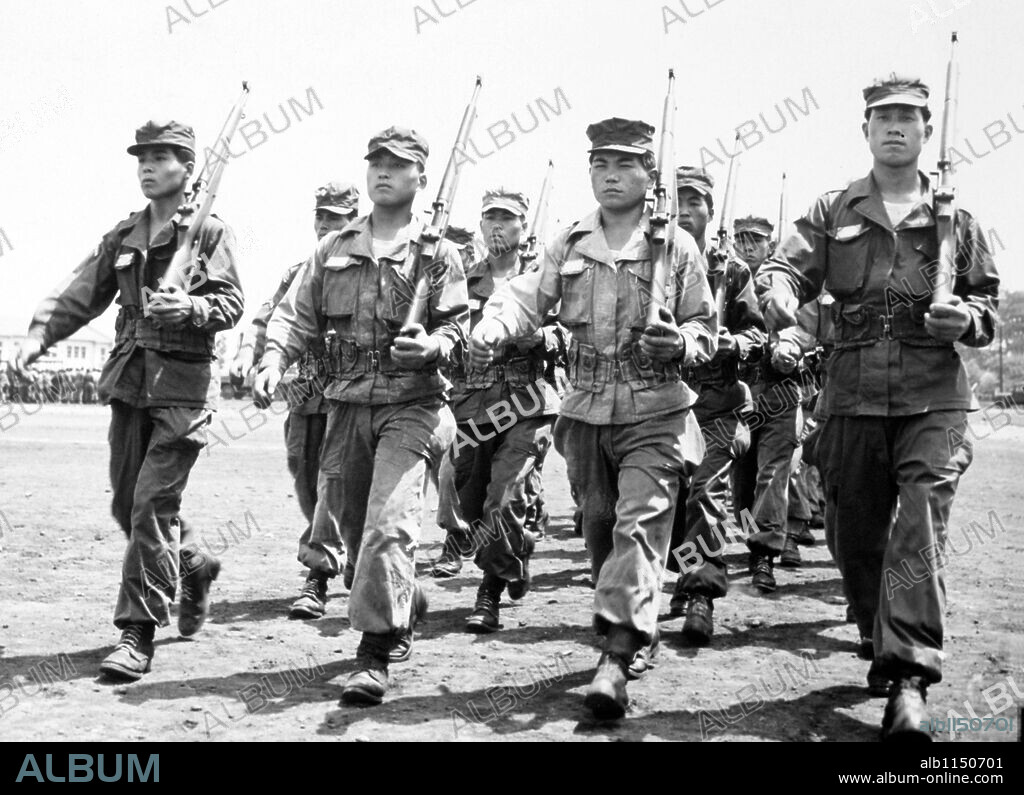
[1,399,1021,742]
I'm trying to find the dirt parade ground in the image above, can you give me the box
[1,399,1021,743]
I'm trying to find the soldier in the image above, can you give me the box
[437,188,565,631]
[666,168,767,645]
[233,181,359,619]
[254,126,468,706]
[15,120,243,680]
[82,368,97,404]
[759,75,999,739]
[731,215,819,593]
[469,118,716,720]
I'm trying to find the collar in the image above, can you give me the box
[847,170,935,231]
[570,207,653,265]
[337,213,426,262]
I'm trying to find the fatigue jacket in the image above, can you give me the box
[450,255,566,424]
[688,251,767,421]
[28,207,243,409]
[263,214,469,406]
[759,171,999,416]
[482,208,717,424]
[251,258,328,414]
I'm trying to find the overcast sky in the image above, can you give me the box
[1,0,1020,340]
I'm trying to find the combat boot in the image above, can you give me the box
[668,578,689,618]
[866,659,890,697]
[465,573,504,634]
[793,519,816,545]
[779,534,802,567]
[507,533,535,600]
[682,594,714,646]
[431,536,464,578]
[881,676,932,742]
[100,624,156,682]
[341,632,391,706]
[390,584,428,663]
[584,651,630,720]
[289,571,328,619]
[626,629,659,681]
[178,550,221,636]
[750,554,777,593]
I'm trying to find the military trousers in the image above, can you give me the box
[302,398,454,634]
[668,412,750,598]
[437,416,553,582]
[554,409,703,643]
[819,411,972,684]
[283,410,328,563]
[733,401,801,557]
[108,400,211,629]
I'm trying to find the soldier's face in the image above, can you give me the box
[366,151,426,207]
[136,147,192,200]
[313,209,353,240]
[589,152,653,211]
[734,232,771,269]
[480,209,524,257]
[676,188,711,240]
[863,105,932,167]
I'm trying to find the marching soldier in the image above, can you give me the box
[758,75,999,739]
[15,120,244,680]
[731,215,818,592]
[254,127,468,706]
[470,118,716,720]
[666,168,767,645]
[233,181,359,618]
[437,188,566,632]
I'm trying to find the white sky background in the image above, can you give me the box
[0,0,1020,341]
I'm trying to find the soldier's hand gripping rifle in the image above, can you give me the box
[146,82,251,315]
[932,32,959,303]
[402,76,482,331]
[646,69,677,327]
[711,132,741,323]
[521,159,554,270]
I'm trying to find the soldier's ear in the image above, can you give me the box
[923,123,934,143]
[418,170,428,191]
[861,121,869,141]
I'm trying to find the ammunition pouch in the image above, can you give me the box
[114,305,214,358]
[832,302,951,350]
[566,339,682,393]
[326,336,438,380]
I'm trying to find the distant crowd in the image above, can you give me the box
[0,366,101,404]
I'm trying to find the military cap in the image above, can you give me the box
[733,215,774,238]
[314,181,359,215]
[364,126,429,166]
[863,74,930,110]
[675,165,714,198]
[444,225,476,246]
[127,119,196,157]
[481,187,529,217]
[586,118,655,156]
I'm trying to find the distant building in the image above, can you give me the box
[0,318,112,371]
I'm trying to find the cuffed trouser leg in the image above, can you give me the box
[745,402,800,557]
[555,410,703,644]
[112,404,210,629]
[473,416,553,582]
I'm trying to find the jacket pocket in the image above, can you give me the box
[825,224,871,298]
[624,259,654,327]
[557,257,594,326]
[322,255,361,319]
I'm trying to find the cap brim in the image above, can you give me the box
[588,144,650,155]
[364,144,422,164]
[481,200,527,216]
[735,228,772,238]
[127,143,195,156]
[676,181,713,198]
[315,206,357,216]
[866,93,929,109]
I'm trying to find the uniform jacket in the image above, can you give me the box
[263,214,469,406]
[759,171,999,416]
[449,254,566,424]
[482,208,718,424]
[28,207,243,409]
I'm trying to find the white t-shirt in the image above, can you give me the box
[883,200,917,228]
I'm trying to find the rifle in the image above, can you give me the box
[151,82,250,305]
[776,171,787,249]
[647,69,677,326]
[403,76,482,328]
[521,159,554,269]
[711,132,741,322]
[933,32,959,303]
